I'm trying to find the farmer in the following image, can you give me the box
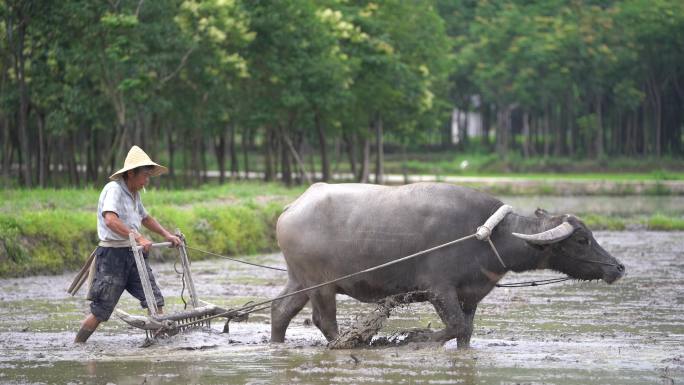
[74,145,181,343]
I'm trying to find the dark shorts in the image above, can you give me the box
[87,246,165,322]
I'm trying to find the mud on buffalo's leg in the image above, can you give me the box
[309,286,339,342]
[427,289,470,348]
[271,279,309,343]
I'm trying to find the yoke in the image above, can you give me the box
[114,230,238,338]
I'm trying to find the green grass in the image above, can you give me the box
[644,214,684,231]
[583,213,684,231]
[0,181,303,278]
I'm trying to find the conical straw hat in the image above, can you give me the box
[109,145,168,180]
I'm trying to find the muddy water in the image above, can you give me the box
[1,231,682,384]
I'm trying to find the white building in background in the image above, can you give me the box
[451,95,483,144]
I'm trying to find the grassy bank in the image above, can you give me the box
[1,181,683,278]
[0,182,304,278]
[582,214,684,231]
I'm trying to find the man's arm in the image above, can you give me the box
[142,215,182,247]
[103,211,154,252]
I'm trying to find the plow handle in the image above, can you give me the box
[134,241,175,251]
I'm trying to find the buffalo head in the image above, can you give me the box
[512,209,625,283]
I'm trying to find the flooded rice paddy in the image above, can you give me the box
[0,230,682,384]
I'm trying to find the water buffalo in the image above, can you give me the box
[271,183,625,348]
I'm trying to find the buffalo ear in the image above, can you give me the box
[534,208,550,219]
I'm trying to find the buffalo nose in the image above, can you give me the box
[617,263,625,273]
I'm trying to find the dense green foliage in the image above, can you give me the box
[0,0,682,188]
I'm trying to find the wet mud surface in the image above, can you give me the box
[0,231,682,384]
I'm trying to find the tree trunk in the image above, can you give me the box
[332,137,341,175]
[461,109,469,148]
[307,137,316,181]
[68,133,80,186]
[359,135,370,183]
[522,111,530,159]
[567,95,575,155]
[640,101,648,155]
[273,127,280,179]
[554,104,564,156]
[214,131,226,184]
[0,48,7,182]
[647,76,662,157]
[343,132,357,179]
[190,137,200,186]
[1,113,9,181]
[242,127,250,179]
[374,114,384,185]
[496,105,510,158]
[481,103,491,150]
[281,129,312,185]
[595,95,604,159]
[200,139,208,184]
[613,111,622,156]
[530,115,537,155]
[264,127,274,182]
[315,112,330,182]
[182,134,189,186]
[37,112,47,187]
[543,105,550,158]
[280,131,292,186]
[12,11,32,187]
[86,128,97,183]
[624,111,633,155]
[167,128,175,183]
[401,144,409,184]
[229,124,238,178]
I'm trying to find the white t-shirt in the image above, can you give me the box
[97,179,149,242]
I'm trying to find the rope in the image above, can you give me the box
[185,245,287,272]
[177,212,614,326]
[487,237,507,268]
[183,233,479,325]
[187,238,574,291]
[173,259,188,309]
[496,277,571,287]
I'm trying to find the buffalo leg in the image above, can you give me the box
[271,279,309,342]
[458,304,477,348]
[309,287,339,341]
[427,289,470,348]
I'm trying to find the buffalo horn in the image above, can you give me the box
[512,221,575,245]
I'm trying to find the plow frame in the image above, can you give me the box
[114,230,231,335]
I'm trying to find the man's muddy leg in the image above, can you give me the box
[75,313,100,343]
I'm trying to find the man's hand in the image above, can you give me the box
[142,216,182,248]
[134,233,154,253]
[164,233,182,248]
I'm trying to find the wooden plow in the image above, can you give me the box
[114,231,238,339]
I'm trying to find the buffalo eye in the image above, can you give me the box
[576,237,590,245]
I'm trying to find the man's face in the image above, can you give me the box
[126,168,152,192]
